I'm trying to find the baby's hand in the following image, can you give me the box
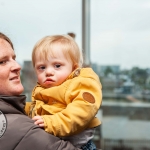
[32,116,44,127]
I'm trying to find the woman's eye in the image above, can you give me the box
[0,60,7,65]
[13,56,16,60]
[55,64,61,68]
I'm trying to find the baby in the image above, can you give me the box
[26,34,102,149]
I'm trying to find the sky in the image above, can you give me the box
[0,0,150,70]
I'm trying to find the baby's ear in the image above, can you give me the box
[73,63,78,70]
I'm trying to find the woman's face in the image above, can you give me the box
[0,39,24,95]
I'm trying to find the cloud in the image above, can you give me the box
[1,0,150,69]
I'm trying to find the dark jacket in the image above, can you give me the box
[0,95,80,150]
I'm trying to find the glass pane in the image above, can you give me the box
[91,0,150,150]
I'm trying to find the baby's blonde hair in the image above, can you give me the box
[32,35,83,69]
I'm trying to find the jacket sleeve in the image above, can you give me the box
[18,120,81,150]
[0,113,80,150]
[42,76,102,137]
[25,102,32,115]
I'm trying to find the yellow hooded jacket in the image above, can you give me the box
[26,68,102,137]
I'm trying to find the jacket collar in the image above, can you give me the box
[68,68,81,79]
[0,95,26,115]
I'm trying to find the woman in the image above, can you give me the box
[0,32,80,150]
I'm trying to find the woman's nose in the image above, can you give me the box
[11,60,21,72]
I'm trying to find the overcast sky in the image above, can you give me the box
[0,0,150,70]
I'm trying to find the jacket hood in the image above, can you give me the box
[69,68,100,83]
[0,95,26,115]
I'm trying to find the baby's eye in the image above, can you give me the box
[55,64,61,68]
[38,66,46,70]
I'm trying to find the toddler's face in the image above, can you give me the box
[34,45,73,88]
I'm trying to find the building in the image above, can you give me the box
[21,61,37,102]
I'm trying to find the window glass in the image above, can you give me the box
[91,1,150,149]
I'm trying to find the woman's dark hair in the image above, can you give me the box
[0,32,14,49]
